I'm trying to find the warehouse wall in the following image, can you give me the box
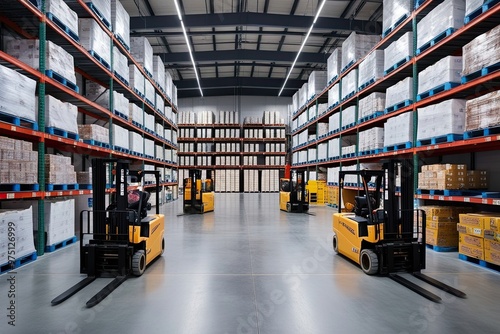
[178,95,291,122]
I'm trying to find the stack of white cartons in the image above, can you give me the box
[145,79,155,105]
[144,113,155,133]
[263,111,284,125]
[43,95,78,133]
[308,148,317,162]
[165,149,173,163]
[359,92,385,120]
[383,111,413,147]
[129,131,143,155]
[0,137,38,185]
[142,164,156,183]
[78,124,109,144]
[112,124,129,149]
[465,91,500,131]
[79,19,111,67]
[45,154,77,184]
[86,82,129,115]
[327,167,340,185]
[129,65,145,96]
[243,170,258,192]
[7,39,76,86]
[297,112,308,128]
[308,106,316,122]
[0,207,36,263]
[341,135,357,156]
[164,127,172,141]
[341,69,358,100]
[0,64,37,122]
[46,0,78,37]
[358,50,384,88]
[172,130,177,145]
[178,111,195,124]
[318,103,328,116]
[298,130,308,146]
[341,32,380,71]
[382,0,411,34]
[417,99,466,141]
[197,110,215,124]
[165,71,173,101]
[417,0,465,52]
[156,93,164,114]
[130,37,153,76]
[217,110,239,124]
[462,25,500,76]
[299,150,308,164]
[144,139,154,158]
[318,123,329,137]
[328,138,340,159]
[308,71,327,98]
[327,48,342,82]
[89,0,111,27]
[299,83,309,106]
[155,123,164,138]
[465,0,488,16]
[129,103,143,127]
[384,32,413,72]
[292,92,299,112]
[418,56,462,95]
[328,83,340,107]
[111,0,130,49]
[358,127,384,152]
[343,164,359,185]
[385,77,413,110]
[329,112,340,133]
[342,106,356,128]
[317,143,328,160]
[172,85,178,106]
[113,46,129,83]
[292,152,298,165]
[165,106,174,122]
[153,56,166,92]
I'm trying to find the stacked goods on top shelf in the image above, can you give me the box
[308,71,327,98]
[129,131,144,156]
[129,64,145,96]
[263,111,285,125]
[341,32,380,71]
[144,113,155,133]
[89,0,111,28]
[165,71,173,101]
[358,93,385,121]
[79,18,111,68]
[43,198,76,246]
[217,110,239,124]
[85,81,129,117]
[112,124,129,151]
[358,50,384,88]
[417,164,489,190]
[299,82,309,107]
[113,46,129,83]
[328,83,340,108]
[45,154,77,185]
[383,111,413,148]
[358,128,384,153]
[384,32,413,74]
[417,56,462,99]
[153,56,166,92]
[197,110,215,124]
[457,212,495,259]
[0,64,37,123]
[465,91,500,131]
[341,69,358,100]
[78,124,109,145]
[462,24,500,77]
[129,103,143,127]
[385,77,413,111]
[341,106,356,128]
[130,37,153,77]
[0,207,36,264]
[0,137,38,186]
[417,100,465,143]
[145,78,155,106]
[111,0,130,49]
[327,48,342,82]
[382,0,411,34]
[43,95,78,135]
[46,0,79,39]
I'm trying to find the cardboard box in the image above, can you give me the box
[484,230,500,242]
[459,213,500,229]
[457,224,483,237]
[459,243,484,260]
[484,238,500,252]
[426,228,458,247]
[426,221,458,230]
[459,233,484,248]
[485,217,500,232]
[484,249,500,266]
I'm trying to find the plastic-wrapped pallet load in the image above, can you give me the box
[359,127,384,152]
[417,0,465,52]
[0,207,36,264]
[155,145,163,161]
[383,111,413,147]
[145,139,155,158]
[318,123,329,137]
[382,0,411,34]
[292,92,299,112]
[465,0,489,16]
[172,85,178,106]
[341,69,358,100]
[111,0,130,48]
[78,124,109,144]
[317,143,328,160]
[165,71,173,100]
[153,56,166,92]
[329,112,340,133]
[45,0,78,38]
[465,90,500,131]
[43,95,78,134]
[155,123,164,138]
[88,0,111,27]
[79,19,111,67]
[165,107,174,122]
[112,124,129,150]
[328,138,340,159]
[385,77,413,110]
[144,113,155,133]
[418,56,462,95]
[358,92,385,121]
[308,71,327,98]
[341,32,380,71]
[130,37,153,76]
[0,64,37,122]
[85,82,129,116]
[299,83,309,106]
[358,50,384,88]
[156,93,164,113]
[129,131,144,155]
[318,103,328,116]
[417,99,466,141]
[7,39,76,86]
[327,48,342,82]
[462,25,500,76]
[328,83,340,108]
[145,79,155,105]
[384,32,413,73]
[45,154,77,185]
[129,103,143,127]
[129,65,145,96]
[0,137,38,185]
[113,46,129,83]
[308,148,317,162]
[341,106,356,128]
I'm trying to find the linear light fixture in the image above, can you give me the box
[174,0,203,96]
[278,0,327,97]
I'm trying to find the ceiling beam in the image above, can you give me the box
[167,61,324,70]
[177,86,297,98]
[130,12,382,34]
[138,30,350,38]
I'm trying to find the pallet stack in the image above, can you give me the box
[0,207,37,269]
[421,205,470,250]
[457,213,497,261]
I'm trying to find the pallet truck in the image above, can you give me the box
[182,169,214,214]
[51,158,165,308]
[279,170,309,213]
[332,159,466,303]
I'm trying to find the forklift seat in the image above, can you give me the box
[107,190,152,221]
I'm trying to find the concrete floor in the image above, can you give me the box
[1,193,500,334]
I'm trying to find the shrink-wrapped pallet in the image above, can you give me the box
[383,111,413,147]
[172,85,178,106]
[329,112,340,133]
[153,56,166,92]
[43,95,78,134]
[418,56,462,94]
[111,0,130,48]
[341,32,380,70]
[144,113,155,133]
[112,124,129,149]
[89,0,111,28]
[359,92,386,120]
[385,77,413,109]
[358,50,384,88]
[113,46,129,83]
[359,127,384,152]
[165,71,173,100]
[0,64,37,122]
[129,65,145,95]
[145,79,155,105]
[299,83,308,106]
[43,199,75,245]
[327,48,342,82]
[417,99,466,140]
[384,32,413,72]
[465,90,500,131]
[79,19,111,67]
[129,103,143,127]
[382,0,411,34]
[156,93,164,113]
[45,0,78,37]
[341,106,356,128]
[0,207,36,263]
[0,137,38,185]
[341,69,358,100]
[462,25,500,76]
[328,83,340,107]
[308,71,327,98]
[78,124,109,144]
[129,131,144,155]
[130,37,153,76]
[85,82,129,116]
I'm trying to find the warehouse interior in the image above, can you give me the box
[0,0,500,333]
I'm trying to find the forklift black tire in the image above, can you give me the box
[286,203,291,212]
[332,235,339,254]
[132,250,146,276]
[161,238,165,255]
[360,249,378,275]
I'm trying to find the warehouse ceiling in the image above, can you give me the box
[122,0,383,98]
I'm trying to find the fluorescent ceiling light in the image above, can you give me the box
[279,0,327,97]
[174,0,203,96]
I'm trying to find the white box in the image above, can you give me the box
[359,92,386,120]
[46,0,78,37]
[113,46,129,83]
[44,95,78,134]
[0,64,36,122]
[129,65,144,95]
[417,99,466,140]
[328,83,340,107]
[341,32,380,70]
[341,69,358,100]
[327,48,342,82]
[359,50,384,88]
[79,18,111,67]
[382,0,411,34]
[308,71,327,98]
[385,77,413,109]
[112,0,130,48]
[418,56,462,94]
[384,111,413,147]
[130,37,153,76]
[384,32,413,72]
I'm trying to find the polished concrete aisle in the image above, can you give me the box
[1,193,500,334]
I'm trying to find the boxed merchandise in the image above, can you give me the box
[485,239,500,265]
[76,170,92,184]
[329,112,340,133]
[85,82,129,116]
[145,79,155,105]
[43,95,78,134]
[459,232,484,248]
[358,127,384,152]
[0,207,36,262]
[341,69,358,100]
[45,154,77,184]
[426,227,458,247]
[129,103,143,127]
[341,32,380,70]
[317,143,328,160]
[111,0,130,48]
[78,124,109,144]
[156,93,164,113]
[0,64,37,122]
[292,92,299,112]
[45,0,78,37]
[299,82,308,106]
[172,85,178,106]
[113,46,129,83]
[358,50,384,88]
[112,124,129,149]
[0,137,38,185]
[327,48,342,82]
[144,139,154,157]
[7,39,76,85]
[418,56,462,95]
[417,0,465,50]
[308,71,327,98]
[358,92,385,120]
[382,0,411,33]
[130,37,153,76]
[467,170,488,189]
[42,199,76,245]
[308,148,317,162]
[459,241,484,260]
[383,111,413,147]
[465,0,487,16]
[144,113,155,133]
[418,164,468,190]
[384,32,413,72]
[165,71,173,100]
[79,18,111,67]
[153,56,166,92]
[420,205,471,222]
[129,65,145,96]
[457,224,484,237]
[341,106,356,128]
[417,99,466,141]
[129,131,144,155]
[465,90,500,131]
[89,0,111,27]
[463,25,500,75]
[460,213,500,230]
[385,77,413,109]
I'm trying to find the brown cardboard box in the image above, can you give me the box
[484,230,500,242]
[459,243,484,260]
[457,224,484,237]
[484,249,500,265]
[459,233,484,248]
[485,217,500,232]
[426,221,458,230]
[459,213,500,229]
[484,239,500,252]
[426,228,458,247]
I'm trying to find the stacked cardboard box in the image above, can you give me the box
[153,56,166,92]
[216,111,239,124]
[40,95,77,133]
[299,82,308,107]
[327,48,342,82]
[457,213,498,260]
[129,131,144,155]
[341,69,358,100]
[46,0,78,37]
[358,50,384,88]
[90,0,111,26]
[417,99,466,141]
[45,154,77,185]
[328,138,340,159]
[341,32,380,70]
[422,206,470,247]
[112,124,129,149]
[130,37,153,76]
[329,112,340,133]
[165,71,174,101]
[383,111,413,147]
[358,92,385,120]
[112,0,130,48]
[129,103,143,127]
[308,71,327,98]
[328,83,340,107]
[243,170,259,192]
[78,124,109,144]
[144,138,155,158]
[382,0,411,33]
[341,106,356,128]
[76,168,92,184]
[466,170,488,189]
[144,113,155,133]
[465,90,500,131]
[113,46,129,83]
[384,32,413,72]
[156,93,164,114]
[418,164,468,190]
[0,137,38,185]
[129,65,145,96]
[484,216,500,265]
[358,128,384,152]
[263,111,284,125]
[79,18,111,66]
[0,63,37,122]
[463,21,500,76]
[0,207,36,264]
[418,56,462,95]
[385,77,413,109]
[145,79,155,105]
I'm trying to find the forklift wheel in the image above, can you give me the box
[286,203,291,212]
[332,235,339,254]
[161,238,165,255]
[360,249,378,275]
[132,250,146,276]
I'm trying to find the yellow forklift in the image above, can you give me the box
[332,159,466,302]
[280,170,309,213]
[51,158,165,308]
[183,169,214,214]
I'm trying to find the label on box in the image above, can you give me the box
[457,224,484,237]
